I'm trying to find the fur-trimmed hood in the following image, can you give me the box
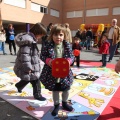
[15,32,36,47]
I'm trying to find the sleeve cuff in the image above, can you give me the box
[67,58,72,65]
[46,58,52,65]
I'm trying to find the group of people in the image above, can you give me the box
[73,18,120,68]
[0,18,119,116]
[0,24,16,55]
[14,23,74,116]
[75,27,93,50]
[99,19,120,67]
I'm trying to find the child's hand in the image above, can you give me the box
[48,59,53,67]
[67,59,71,67]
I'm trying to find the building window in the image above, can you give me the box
[41,6,48,14]
[97,8,109,16]
[40,6,44,13]
[31,2,48,14]
[67,11,83,18]
[44,7,48,14]
[31,3,40,12]
[75,11,83,17]
[86,8,109,16]
[67,11,74,18]
[86,9,96,17]
[50,9,59,17]
[71,30,77,37]
[4,0,26,8]
[113,7,120,15]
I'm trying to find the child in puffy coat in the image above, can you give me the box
[14,23,47,101]
[99,34,110,67]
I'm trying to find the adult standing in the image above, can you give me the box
[86,28,93,50]
[46,23,53,35]
[65,23,72,44]
[42,23,53,46]
[108,19,120,62]
[75,29,82,40]
[0,26,7,55]
[7,24,16,55]
[98,27,107,48]
[81,29,86,48]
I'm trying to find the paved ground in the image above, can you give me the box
[0,43,120,120]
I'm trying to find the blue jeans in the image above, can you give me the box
[0,42,6,54]
[86,37,91,50]
[108,39,118,60]
[102,54,107,66]
[82,40,86,48]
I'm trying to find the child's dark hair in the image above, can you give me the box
[29,23,47,36]
[102,33,108,39]
[48,24,67,41]
[48,23,53,27]
[74,36,81,41]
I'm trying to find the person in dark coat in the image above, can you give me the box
[7,24,16,55]
[71,37,82,67]
[14,23,47,101]
[75,29,82,40]
[99,34,110,67]
[47,23,53,35]
[86,27,93,50]
[42,23,53,46]
[98,27,107,48]
[81,29,86,48]
[40,24,74,116]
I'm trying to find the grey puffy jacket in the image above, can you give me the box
[14,33,41,81]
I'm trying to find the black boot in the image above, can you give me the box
[15,80,29,93]
[51,104,60,116]
[62,101,73,111]
[30,80,46,101]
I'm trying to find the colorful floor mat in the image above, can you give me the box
[0,61,120,120]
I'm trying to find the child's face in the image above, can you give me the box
[9,26,13,29]
[102,36,107,41]
[35,35,43,40]
[53,31,64,44]
[50,25,53,29]
[75,39,80,44]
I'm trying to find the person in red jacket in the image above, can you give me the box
[99,34,110,67]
